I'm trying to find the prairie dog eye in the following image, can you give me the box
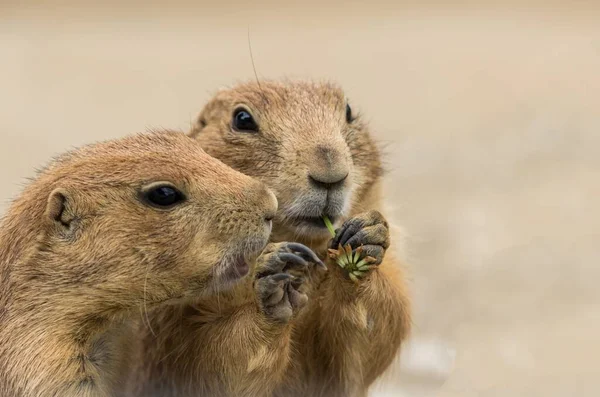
[345,104,354,123]
[141,183,186,209]
[232,107,259,132]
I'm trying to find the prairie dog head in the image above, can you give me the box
[190,80,382,244]
[1,131,276,311]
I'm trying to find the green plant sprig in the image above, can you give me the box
[322,216,377,282]
[323,215,336,237]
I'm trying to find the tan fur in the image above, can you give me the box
[125,267,294,397]
[0,131,277,397]
[132,80,412,396]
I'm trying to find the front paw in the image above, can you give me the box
[328,210,390,281]
[254,242,325,323]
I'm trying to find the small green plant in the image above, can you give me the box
[322,216,377,282]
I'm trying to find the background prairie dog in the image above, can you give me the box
[0,131,277,397]
[189,80,411,397]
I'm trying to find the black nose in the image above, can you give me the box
[308,173,348,190]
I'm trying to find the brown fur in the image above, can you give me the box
[0,131,277,397]
[125,269,295,397]
[132,80,412,396]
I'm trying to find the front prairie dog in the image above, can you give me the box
[0,131,277,397]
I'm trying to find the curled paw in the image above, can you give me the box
[254,242,325,323]
[328,210,390,282]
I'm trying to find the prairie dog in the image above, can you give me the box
[0,131,277,397]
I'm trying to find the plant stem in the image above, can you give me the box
[322,216,336,237]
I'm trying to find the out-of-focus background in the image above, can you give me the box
[2,1,599,396]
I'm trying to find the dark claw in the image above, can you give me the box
[270,273,293,282]
[285,242,326,268]
[356,245,385,265]
[278,253,308,270]
[345,224,389,249]
[332,219,364,248]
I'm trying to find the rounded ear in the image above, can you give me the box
[188,115,207,138]
[45,188,76,231]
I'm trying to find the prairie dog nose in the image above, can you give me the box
[246,181,278,223]
[308,172,348,190]
[308,145,349,190]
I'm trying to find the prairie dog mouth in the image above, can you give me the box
[209,253,253,293]
[223,253,250,279]
[216,237,268,284]
[282,188,351,233]
[289,215,338,229]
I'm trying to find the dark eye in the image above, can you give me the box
[346,104,354,123]
[232,108,259,132]
[143,185,186,209]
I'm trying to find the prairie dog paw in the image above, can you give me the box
[254,242,325,323]
[328,210,390,281]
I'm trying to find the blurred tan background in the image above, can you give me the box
[1,1,599,396]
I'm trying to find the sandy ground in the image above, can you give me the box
[1,1,599,396]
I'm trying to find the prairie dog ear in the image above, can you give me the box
[45,188,77,233]
[189,112,208,138]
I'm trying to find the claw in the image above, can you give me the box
[335,218,365,247]
[285,242,326,268]
[278,253,308,269]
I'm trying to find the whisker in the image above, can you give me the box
[143,260,158,338]
[247,26,268,104]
